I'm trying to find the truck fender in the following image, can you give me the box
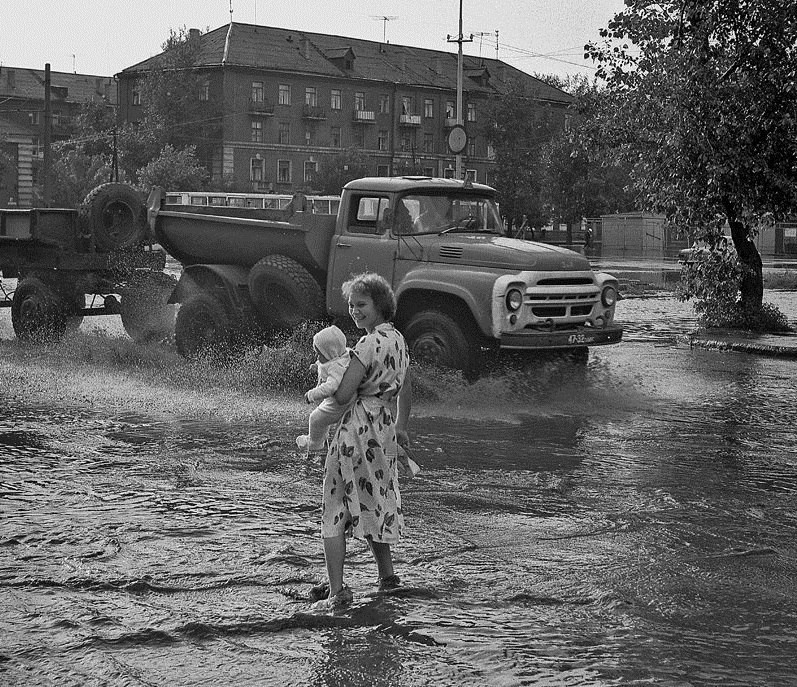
[171,264,250,308]
[395,270,495,338]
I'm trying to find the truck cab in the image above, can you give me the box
[328,177,622,370]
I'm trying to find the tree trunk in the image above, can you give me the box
[724,203,763,310]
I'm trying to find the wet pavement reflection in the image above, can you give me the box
[1,293,797,685]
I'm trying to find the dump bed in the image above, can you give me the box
[151,198,337,273]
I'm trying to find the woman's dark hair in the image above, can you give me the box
[341,272,397,321]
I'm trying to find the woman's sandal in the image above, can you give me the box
[311,585,353,610]
[308,581,330,601]
[378,574,401,591]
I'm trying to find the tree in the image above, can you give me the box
[313,147,370,195]
[136,144,208,191]
[480,80,558,229]
[586,0,797,316]
[138,28,220,153]
[537,76,636,224]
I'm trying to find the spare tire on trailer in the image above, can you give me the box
[247,255,324,330]
[79,183,147,252]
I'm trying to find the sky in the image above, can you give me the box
[1,0,625,80]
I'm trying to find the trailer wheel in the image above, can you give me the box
[404,309,478,373]
[247,255,324,329]
[11,278,68,343]
[121,272,177,343]
[79,183,147,252]
[174,293,234,360]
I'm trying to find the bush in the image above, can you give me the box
[676,246,791,331]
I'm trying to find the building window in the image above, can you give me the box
[305,128,314,146]
[401,96,413,115]
[278,159,292,183]
[305,86,317,107]
[423,133,434,153]
[29,111,40,125]
[377,130,389,151]
[251,119,263,143]
[354,127,365,148]
[467,102,477,122]
[250,157,265,181]
[331,126,341,147]
[400,132,412,152]
[278,122,290,145]
[304,160,317,183]
[132,86,141,106]
[465,169,477,182]
[377,164,389,177]
[251,81,264,102]
[423,166,435,177]
[424,98,434,118]
[330,89,341,110]
[445,101,455,119]
[468,139,476,157]
[278,84,291,106]
[379,94,390,114]
[354,92,366,111]
[199,81,210,101]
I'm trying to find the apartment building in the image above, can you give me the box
[117,23,572,193]
[0,66,116,207]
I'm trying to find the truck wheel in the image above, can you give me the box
[79,183,147,252]
[121,272,177,343]
[174,293,233,359]
[404,310,477,373]
[11,278,68,343]
[247,255,324,329]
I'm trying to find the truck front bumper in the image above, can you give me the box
[499,324,623,350]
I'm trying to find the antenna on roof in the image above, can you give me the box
[370,15,398,43]
[229,0,234,22]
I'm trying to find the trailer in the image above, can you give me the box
[0,183,175,343]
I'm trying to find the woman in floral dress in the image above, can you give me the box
[311,273,412,610]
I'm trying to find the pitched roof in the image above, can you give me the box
[0,66,117,104]
[121,23,572,105]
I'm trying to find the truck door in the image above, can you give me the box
[328,193,395,317]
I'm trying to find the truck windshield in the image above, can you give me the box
[394,193,503,236]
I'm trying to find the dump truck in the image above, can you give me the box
[150,176,623,371]
[0,183,175,343]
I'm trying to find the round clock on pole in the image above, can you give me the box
[447,124,468,155]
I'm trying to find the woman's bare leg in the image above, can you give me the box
[322,534,347,594]
[368,539,394,580]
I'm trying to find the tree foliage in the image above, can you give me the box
[313,147,371,195]
[480,80,561,228]
[136,144,208,191]
[586,0,797,318]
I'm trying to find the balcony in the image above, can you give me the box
[248,98,275,115]
[444,117,458,128]
[302,104,327,120]
[399,114,422,126]
[352,109,376,123]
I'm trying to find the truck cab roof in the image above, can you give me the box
[343,176,496,195]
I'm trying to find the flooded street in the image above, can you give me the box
[2,293,797,686]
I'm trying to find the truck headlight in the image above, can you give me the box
[505,288,523,312]
[601,285,618,307]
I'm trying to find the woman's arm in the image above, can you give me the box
[332,355,366,406]
[396,366,412,447]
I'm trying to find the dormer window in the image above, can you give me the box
[326,47,356,71]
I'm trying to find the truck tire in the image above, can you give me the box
[247,255,324,329]
[404,309,478,373]
[121,272,177,343]
[11,278,68,343]
[174,293,234,360]
[79,183,147,252]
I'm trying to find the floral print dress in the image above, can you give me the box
[321,323,408,544]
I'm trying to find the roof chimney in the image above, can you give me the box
[189,28,201,44]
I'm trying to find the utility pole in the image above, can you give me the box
[43,63,52,207]
[448,0,472,179]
